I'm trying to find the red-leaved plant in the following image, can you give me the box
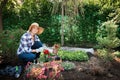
[25,60,64,80]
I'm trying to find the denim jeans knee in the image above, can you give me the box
[18,52,36,62]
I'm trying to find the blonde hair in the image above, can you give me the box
[28,22,44,35]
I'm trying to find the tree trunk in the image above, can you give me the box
[61,2,64,46]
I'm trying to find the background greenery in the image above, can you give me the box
[2,0,120,46]
[0,0,120,59]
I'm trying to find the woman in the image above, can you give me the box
[17,22,45,64]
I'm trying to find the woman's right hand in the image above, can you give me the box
[35,47,44,53]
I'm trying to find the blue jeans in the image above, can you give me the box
[18,41,42,62]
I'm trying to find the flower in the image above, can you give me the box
[43,49,51,62]
[43,49,50,55]
[53,44,60,49]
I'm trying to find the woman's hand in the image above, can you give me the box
[35,47,44,53]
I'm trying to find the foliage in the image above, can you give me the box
[39,53,46,62]
[25,61,63,80]
[74,1,102,44]
[93,44,103,50]
[40,25,61,45]
[3,0,52,30]
[0,29,25,56]
[48,0,82,45]
[96,21,120,49]
[40,50,89,62]
[53,15,80,45]
[58,50,89,61]
[61,61,76,71]
[97,48,113,61]
[2,0,120,46]
[2,0,22,30]
[96,20,120,60]
[113,51,120,58]
[109,8,120,39]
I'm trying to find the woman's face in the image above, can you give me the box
[31,26,38,35]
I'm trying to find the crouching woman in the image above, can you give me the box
[17,22,44,64]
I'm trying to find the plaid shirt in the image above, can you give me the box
[17,32,40,55]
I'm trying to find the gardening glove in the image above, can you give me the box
[46,48,53,53]
[42,44,53,53]
[36,47,44,53]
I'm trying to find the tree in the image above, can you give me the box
[96,20,120,60]
[96,20,120,49]
[48,0,83,46]
[0,0,9,31]
[0,0,22,31]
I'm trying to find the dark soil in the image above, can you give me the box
[0,55,120,80]
[62,58,120,80]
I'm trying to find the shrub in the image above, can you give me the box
[96,20,120,60]
[113,51,120,58]
[96,21,120,49]
[97,48,113,61]
[0,29,25,57]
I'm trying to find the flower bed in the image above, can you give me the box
[25,44,64,80]
[25,60,64,80]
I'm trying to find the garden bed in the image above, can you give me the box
[0,55,120,80]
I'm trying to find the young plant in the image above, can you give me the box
[61,61,76,71]
[58,50,89,61]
